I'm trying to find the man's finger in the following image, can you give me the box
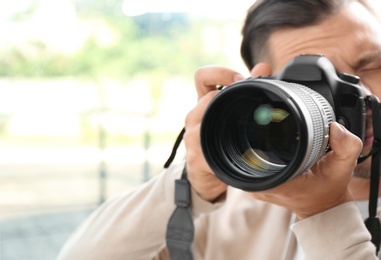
[250,63,272,77]
[194,66,245,100]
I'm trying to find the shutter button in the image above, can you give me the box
[338,73,360,84]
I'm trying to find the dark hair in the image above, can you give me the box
[240,0,372,70]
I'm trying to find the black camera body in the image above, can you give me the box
[275,54,366,139]
[200,54,367,191]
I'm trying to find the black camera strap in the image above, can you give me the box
[164,128,185,169]
[358,95,381,254]
[164,128,194,260]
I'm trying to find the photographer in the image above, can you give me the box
[57,0,381,259]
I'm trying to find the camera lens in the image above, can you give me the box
[227,101,298,176]
[200,79,334,191]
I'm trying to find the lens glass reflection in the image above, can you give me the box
[224,90,300,176]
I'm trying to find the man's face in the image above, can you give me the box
[267,2,381,178]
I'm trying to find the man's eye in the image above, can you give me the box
[358,65,381,76]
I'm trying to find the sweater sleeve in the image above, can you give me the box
[291,201,378,260]
[56,161,221,260]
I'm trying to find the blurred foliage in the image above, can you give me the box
[0,0,231,146]
[0,0,227,79]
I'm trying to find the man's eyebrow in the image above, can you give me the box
[355,50,381,69]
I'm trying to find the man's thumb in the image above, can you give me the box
[328,122,362,163]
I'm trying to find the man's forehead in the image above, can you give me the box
[267,1,380,74]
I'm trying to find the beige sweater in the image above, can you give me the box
[57,162,378,260]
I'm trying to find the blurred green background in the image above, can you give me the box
[0,0,251,259]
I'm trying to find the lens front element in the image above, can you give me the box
[200,79,335,191]
[245,104,296,171]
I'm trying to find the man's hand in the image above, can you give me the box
[184,64,272,202]
[247,81,363,219]
[241,65,363,219]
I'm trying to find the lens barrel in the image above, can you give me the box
[200,79,335,191]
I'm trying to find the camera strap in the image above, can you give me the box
[164,127,195,260]
[357,95,381,255]
[358,95,381,255]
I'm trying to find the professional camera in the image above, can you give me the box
[200,54,367,191]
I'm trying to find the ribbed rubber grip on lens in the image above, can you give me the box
[266,80,335,174]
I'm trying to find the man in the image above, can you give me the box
[57,0,381,259]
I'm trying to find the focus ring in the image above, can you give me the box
[260,79,335,175]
